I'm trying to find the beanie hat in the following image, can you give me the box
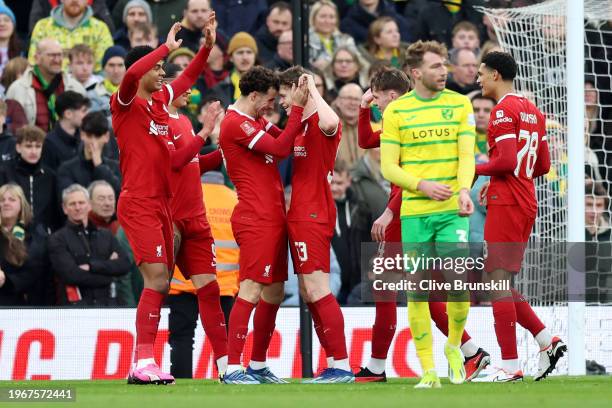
[123,0,153,24]
[102,45,127,68]
[0,1,16,25]
[227,32,258,56]
[168,47,196,63]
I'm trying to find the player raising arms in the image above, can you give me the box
[278,67,353,383]
[356,68,490,382]
[111,16,216,385]
[380,40,476,388]
[162,62,229,377]
[219,66,309,384]
[472,51,566,382]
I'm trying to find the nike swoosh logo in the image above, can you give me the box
[173,134,182,140]
[414,333,428,341]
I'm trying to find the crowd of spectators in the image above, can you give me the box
[0,0,610,307]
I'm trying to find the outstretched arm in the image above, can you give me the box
[169,14,216,99]
[199,150,223,174]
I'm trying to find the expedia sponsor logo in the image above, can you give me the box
[294,146,307,157]
[492,116,513,126]
[411,128,451,139]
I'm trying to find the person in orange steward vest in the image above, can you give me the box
[167,170,239,378]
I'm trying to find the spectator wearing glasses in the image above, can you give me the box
[324,47,368,101]
[6,38,86,131]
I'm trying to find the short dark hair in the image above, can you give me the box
[56,91,90,118]
[370,68,410,94]
[278,65,308,87]
[81,111,109,137]
[125,45,154,70]
[239,66,280,96]
[470,91,496,106]
[68,44,94,62]
[162,62,182,80]
[481,51,517,81]
[270,1,291,14]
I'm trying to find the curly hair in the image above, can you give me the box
[238,66,280,96]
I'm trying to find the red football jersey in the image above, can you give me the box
[485,93,547,217]
[218,106,286,227]
[168,113,206,220]
[111,84,174,198]
[287,112,341,225]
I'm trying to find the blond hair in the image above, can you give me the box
[0,183,33,226]
[309,0,339,32]
[366,16,398,55]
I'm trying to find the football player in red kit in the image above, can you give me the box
[219,67,309,384]
[277,67,353,383]
[162,62,229,377]
[356,68,490,382]
[473,51,566,382]
[111,16,216,384]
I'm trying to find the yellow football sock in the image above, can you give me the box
[446,290,470,347]
[408,299,434,372]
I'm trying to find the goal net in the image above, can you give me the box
[479,0,612,375]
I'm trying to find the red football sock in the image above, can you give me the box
[250,299,280,363]
[511,289,546,337]
[307,301,332,357]
[492,298,518,360]
[227,297,256,365]
[312,294,347,360]
[371,301,397,359]
[429,301,472,345]
[197,281,228,360]
[135,288,165,361]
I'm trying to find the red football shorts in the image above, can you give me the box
[174,216,216,276]
[232,222,288,284]
[385,216,402,243]
[118,196,174,269]
[288,221,333,274]
[483,204,535,273]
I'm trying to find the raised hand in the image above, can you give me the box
[165,23,184,52]
[291,75,310,107]
[198,101,223,140]
[202,11,217,49]
[361,88,374,108]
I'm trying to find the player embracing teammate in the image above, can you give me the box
[472,51,566,382]
[278,67,353,383]
[218,66,310,384]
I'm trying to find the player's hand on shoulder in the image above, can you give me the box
[202,12,217,49]
[165,23,184,51]
[361,88,374,108]
[458,189,474,217]
[417,180,453,201]
[198,101,223,140]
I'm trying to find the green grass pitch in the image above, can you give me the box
[1,377,610,408]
